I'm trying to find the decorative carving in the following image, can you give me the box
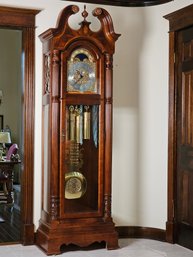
[72,5,79,14]
[50,195,59,220]
[39,5,120,54]
[44,54,50,94]
[104,194,111,218]
[52,50,60,66]
[81,5,88,21]
[92,7,120,46]
[93,8,102,16]
[105,98,112,104]
[105,54,113,70]
[56,5,79,31]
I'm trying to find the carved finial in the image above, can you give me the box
[93,8,102,16]
[82,5,88,21]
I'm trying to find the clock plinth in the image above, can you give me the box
[36,5,120,255]
[37,219,118,255]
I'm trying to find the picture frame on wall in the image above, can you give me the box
[0,115,3,131]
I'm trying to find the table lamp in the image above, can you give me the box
[0,132,11,160]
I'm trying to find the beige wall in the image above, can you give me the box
[0,29,22,145]
[0,0,192,231]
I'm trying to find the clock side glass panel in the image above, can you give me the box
[63,104,99,214]
[67,48,97,93]
[43,104,49,213]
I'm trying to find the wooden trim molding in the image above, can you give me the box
[116,226,166,242]
[22,26,36,245]
[0,6,39,27]
[64,0,173,7]
[164,3,193,244]
[164,4,193,32]
[165,31,176,244]
[0,6,40,245]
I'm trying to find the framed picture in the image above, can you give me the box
[0,115,3,130]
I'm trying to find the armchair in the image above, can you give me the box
[6,144,18,160]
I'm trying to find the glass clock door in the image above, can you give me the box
[62,104,101,215]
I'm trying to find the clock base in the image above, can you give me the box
[36,219,119,255]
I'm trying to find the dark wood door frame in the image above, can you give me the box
[0,6,40,245]
[164,4,193,243]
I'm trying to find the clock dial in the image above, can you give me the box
[67,49,97,93]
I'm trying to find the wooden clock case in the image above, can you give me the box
[36,5,120,255]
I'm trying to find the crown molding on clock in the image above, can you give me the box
[63,0,173,7]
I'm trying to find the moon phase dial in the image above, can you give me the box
[67,49,97,93]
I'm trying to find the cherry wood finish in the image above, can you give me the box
[36,5,120,255]
[165,4,193,248]
[165,5,193,32]
[0,6,40,245]
[64,0,172,7]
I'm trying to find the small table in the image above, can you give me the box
[0,160,21,204]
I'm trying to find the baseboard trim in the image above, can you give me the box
[22,224,35,245]
[116,226,166,242]
[34,226,166,246]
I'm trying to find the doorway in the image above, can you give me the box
[175,25,193,250]
[0,6,40,245]
[0,28,22,242]
[165,4,193,250]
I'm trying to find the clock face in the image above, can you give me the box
[67,49,97,93]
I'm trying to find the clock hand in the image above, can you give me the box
[73,71,84,85]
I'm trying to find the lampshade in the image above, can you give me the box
[0,132,11,144]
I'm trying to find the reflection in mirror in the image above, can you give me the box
[0,28,22,242]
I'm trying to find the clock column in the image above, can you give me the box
[50,49,60,221]
[104,53,113,221]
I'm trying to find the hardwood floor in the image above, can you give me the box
[0,204,21,243]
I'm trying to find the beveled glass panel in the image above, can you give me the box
[43,104,49,212]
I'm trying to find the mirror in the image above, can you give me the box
[0,28,22,242]
[0,28,22,149]
[0,6,39,245]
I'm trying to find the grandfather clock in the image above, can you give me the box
[36,5,120,255]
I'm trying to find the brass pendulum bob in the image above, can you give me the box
[65,105,86,199]
[65,140,87,199]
